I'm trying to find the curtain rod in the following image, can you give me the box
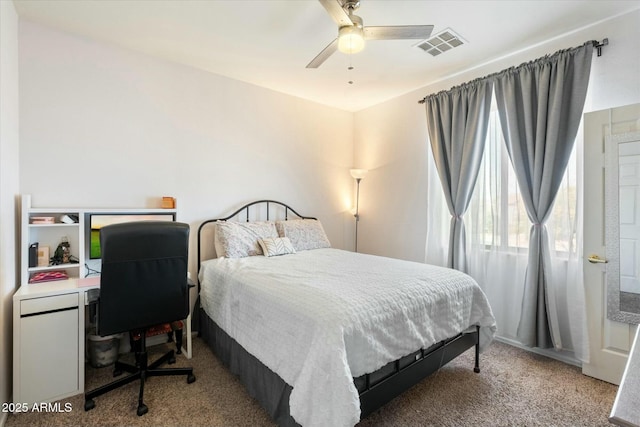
[418,38,608,104]
[594,37,609,56]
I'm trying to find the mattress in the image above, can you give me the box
[199,248,496,427]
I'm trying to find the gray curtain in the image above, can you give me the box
[494,42,593,348]
[425,79,493,272]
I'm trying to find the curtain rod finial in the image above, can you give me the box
[595,38,608,57]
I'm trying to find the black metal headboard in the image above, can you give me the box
[196,200,315,281]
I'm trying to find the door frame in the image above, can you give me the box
[582,103,640,385]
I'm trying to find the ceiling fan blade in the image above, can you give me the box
[364,25,434,40]
[318,0,353,27]
[306,38,339,68]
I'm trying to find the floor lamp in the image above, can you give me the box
[350,169,368,252]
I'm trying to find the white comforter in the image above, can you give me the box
[199,248,496,427]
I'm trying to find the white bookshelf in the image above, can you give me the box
[21,197,83,286]
[20,194,177,286]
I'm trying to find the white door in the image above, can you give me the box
[583,103,640,385]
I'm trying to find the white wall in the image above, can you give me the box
[354,9,640,262]
[0,0,20,418]
[18,22,355,276]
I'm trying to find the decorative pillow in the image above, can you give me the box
[214,221,278,258]
[258,237,296,257]
[275,219,331,251]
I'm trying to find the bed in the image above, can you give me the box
[196,200,496,427]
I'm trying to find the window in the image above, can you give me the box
[468,109,577,253]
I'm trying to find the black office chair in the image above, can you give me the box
[84,221,196,416]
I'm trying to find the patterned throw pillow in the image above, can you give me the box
[258,237,296,257]
[214,221,278,258]
[275,219,331,251]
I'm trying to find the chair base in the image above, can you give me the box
[84,338,195,416]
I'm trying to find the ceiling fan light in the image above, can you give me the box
[338,25,365,54]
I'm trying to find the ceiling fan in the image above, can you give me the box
[307,0,434,68]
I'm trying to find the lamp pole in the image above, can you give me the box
[354,177,361,253]
[350,168,367,253]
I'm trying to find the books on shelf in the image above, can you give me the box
[30,216,55,224]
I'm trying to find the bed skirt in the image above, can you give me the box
[200,306,480,426]
[200,307,300,426]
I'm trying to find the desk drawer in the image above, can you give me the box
[21,293,78,316]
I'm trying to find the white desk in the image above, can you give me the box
[12,278,192,405]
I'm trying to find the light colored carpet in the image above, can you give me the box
[6,337,617,427]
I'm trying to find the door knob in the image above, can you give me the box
[587,254,608,264]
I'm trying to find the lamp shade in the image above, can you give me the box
[338,25,365,54]
[350,169,368,180]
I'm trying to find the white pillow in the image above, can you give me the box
[275,219,331,251]
[214,221,278,258]
[258,237,296,257]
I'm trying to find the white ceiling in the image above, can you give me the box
[12,0,640,112]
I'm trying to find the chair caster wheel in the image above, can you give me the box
[84,399,95,411]
[474,367,480,373]
[137,404,148,416]
[187,373,196,384]
[168,356,176,364]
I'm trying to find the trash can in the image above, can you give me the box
[87,333,120,368]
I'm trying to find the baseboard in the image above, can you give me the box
[494,336,581,367]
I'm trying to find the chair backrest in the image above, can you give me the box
[97,221,190,336]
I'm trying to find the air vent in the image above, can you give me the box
[416,28,465,57]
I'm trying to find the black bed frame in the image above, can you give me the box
[196,200,316,284]
[196,200,481,423]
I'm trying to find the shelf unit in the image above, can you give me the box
[21,197,83,286]
[20,194,177,285]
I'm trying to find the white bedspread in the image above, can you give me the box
[199,248,496,427]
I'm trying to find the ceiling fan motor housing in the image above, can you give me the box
[342,0,361,12]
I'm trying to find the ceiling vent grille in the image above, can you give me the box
[416,28,465,57]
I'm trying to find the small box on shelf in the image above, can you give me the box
[60,214,79,224]
[162,197,175,209]
[37,246,50,267]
